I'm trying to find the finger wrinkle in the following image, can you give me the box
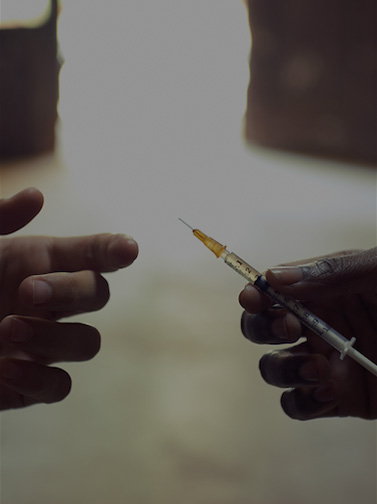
[259,351,328,388]
[86,234,112,270]
[281,388,339,420]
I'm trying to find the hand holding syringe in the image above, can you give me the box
[179,219,377,378]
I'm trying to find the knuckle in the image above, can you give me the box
[304,256,349,284]
[312,257,340,277]
[86,234,112,270]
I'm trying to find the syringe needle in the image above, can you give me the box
[178,218,194,230]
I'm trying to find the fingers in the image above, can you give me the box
[0,313,100,411]
[238,248,377,420]
[239,284,302,344]
[239,282,341,420]
[259,348,340,420]
[265,247,377,300]
[49,233,139,273]
[259,348,331,387]
[0,316,101,363]
[0,188,44,235]
[0,358,72,410]
[0,314,100,410]
[280,386,340,420]
[18,270,110,316]
[241,310,301,344]
[239,284,273,313]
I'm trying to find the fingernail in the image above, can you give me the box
[11,318,33,343]
[108,234,138,267]
[314,384,336,403]
[2,360,22,381]
[33,279,53,305]
[268,267,303,285]
[299,361,319,382]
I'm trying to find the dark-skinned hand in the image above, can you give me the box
[239,248,377,420]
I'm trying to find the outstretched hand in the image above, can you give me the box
[239,248,377,420]
[0,188,138,410]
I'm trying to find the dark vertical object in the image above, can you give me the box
[0,0,61,159]
[245,0,376,165]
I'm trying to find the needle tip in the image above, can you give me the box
[178,218,194,230]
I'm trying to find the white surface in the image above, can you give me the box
[1,2,376,504]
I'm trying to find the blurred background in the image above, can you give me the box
[0,1,376,503]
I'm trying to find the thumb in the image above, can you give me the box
[0,188,44,235]
[265,248,377,300]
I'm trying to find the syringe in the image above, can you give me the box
[179,219,377,377]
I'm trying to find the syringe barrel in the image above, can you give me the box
[222,251,260,284]
[221,253,350,354]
